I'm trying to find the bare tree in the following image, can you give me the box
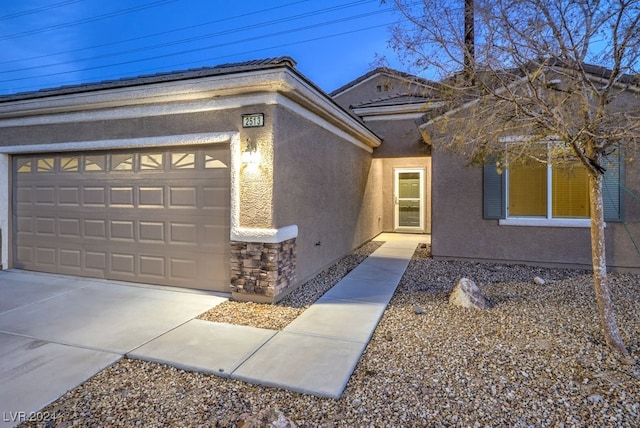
[386,0,640,359]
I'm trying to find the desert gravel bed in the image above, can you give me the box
[197,240,384,330]
[22,244,640,427]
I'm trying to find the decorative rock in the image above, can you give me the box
[533,276,546,285]
[413,304,426,315]
[239,408,297,428]
[588,394,603,404]
[449,278,488,310]
[352,398,362,407]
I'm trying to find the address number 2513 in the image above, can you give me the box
[242,114,264,128]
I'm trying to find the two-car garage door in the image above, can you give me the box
[12,145,230,292]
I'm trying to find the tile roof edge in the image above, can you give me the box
[0,57,298,103]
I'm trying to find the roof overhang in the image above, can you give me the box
[353,101,447,122]
[0,65,381,150]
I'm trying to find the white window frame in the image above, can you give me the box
[499,141,593,228]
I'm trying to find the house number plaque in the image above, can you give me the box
[242,113,264,128]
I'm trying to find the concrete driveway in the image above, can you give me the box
[0,270,227,428]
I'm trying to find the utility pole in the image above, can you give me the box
[464,0,475,85]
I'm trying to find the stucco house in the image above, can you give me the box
[0,58,436,304]
[415,64,640,273]
[0,57,637,304]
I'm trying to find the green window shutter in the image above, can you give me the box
[483,163,506,219]
[602,150,623,222]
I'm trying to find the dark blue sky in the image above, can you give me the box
[0,0,407,95]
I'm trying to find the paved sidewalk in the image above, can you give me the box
[0,273,227,428]
[131,233,426,398]
[0,233,425,427]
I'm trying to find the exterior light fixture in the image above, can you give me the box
[242,138,261,165]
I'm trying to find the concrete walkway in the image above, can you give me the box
[130,233,426,398]
[0,233,425,427]
[0,273,227,428]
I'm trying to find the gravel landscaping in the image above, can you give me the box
[197,240,384,330]
[21,242,640,427]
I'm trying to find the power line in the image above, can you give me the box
[0,7,395,85]
[1,20,395,95]
[0,0,178,41]
[0,0,313,66]
[0,0,86,21]
[0,0,376,74]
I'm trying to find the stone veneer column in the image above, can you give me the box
[230,237,296,303]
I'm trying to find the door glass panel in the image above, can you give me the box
[37,158,55,172]
[16,159,32,173]
[61,156,79,172]
[397,171,422,228]
[141,154,164,170]
[112,154,134,171]
[399,200,421,227]
[171,153,195,169]
[85,155,106,172]
[399,173,420,198]
[205,154,228,169]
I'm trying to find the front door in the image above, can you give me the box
[394,168,425,232]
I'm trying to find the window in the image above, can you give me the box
[37,157,55,172]
[506,143,590,219]
[483,143,623,225]
[171,153,195,169]
[111,154,134,171]
[140,153,164,170]
[61,156,79,172]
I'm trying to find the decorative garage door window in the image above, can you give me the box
[13,146,231,292]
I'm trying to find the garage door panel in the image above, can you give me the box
[36,248,56,266]
[83,187,106,206]
[110,220,135,240]
[169,187,197,207]
[170,223,198,244]
[36,187,55,205]
[203,187,229,208]
[13,146,230,292]
[204,224,229,244]
[110,187,135,206]
[84,220,107,238]
[59,249,81,268]
[15,186,33,204]
[139,187,165,206]
[111,253,135,274]
[16,246,33,265]
[58,187,80,205]
[86,251,107,270]
[36,217,56,234]
[139,221,165,242]
[59,218,81,237]
[16,216,33,233]
[139,255,166,278]
[170,258,197,280]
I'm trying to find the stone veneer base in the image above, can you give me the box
[230,238,296,303]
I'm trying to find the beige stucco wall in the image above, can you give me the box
[332,72,428,110]
[0,105,265,149]
[366,118,430,158]
[431,149,640,270]
[272,105,383,285]
[0,104,280,231]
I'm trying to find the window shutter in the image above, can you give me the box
[602,150,623,222]
[483,163,506,219]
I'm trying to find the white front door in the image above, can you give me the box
[394,168,425,232]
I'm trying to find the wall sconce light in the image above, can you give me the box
[242,138,261,165]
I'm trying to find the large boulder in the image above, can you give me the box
[449,278,488,310]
